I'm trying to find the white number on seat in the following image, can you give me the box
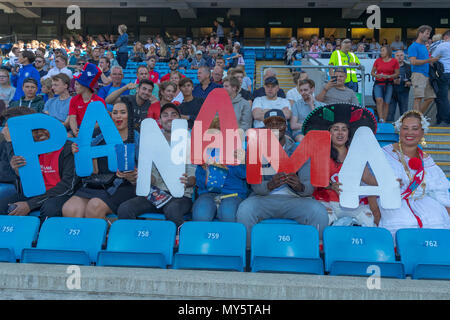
[352,238,364,245]
[68,229,81,236]
[207,232,220,240]
[1,226,14,233]
[278,235,291,242]
[137,230,150,238]
[424,240,438,247]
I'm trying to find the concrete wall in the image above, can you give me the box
[0,263,449,300]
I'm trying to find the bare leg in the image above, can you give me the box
[85,198,112,219]
[375,98,384,121]
[413,98,422,111]
[419,98,434,114]
[62,196,89,218]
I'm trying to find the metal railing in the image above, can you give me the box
[259,64,367,107]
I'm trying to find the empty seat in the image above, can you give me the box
[97,220,176,268]
[0,215,40,262]
[173,221,246,271]
[22,217,108,265]
[251,224,324,274]
[138,212,192,221]
[324,226,405,278]
[396,228,450,280]
[260,219,298,224]
[376,123,398,147]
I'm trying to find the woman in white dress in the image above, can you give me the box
[379,110,450,238]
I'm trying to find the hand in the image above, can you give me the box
[428,56,440,63]
[405,81,411,87]
[393,78,401,85]
[330,181,343,195]
[116,168,138,184]
[2,126,11,142]
[10,156,26,172]
[71,142,79,154]
[267,172,287,191]
[370,206,381,226]
[180,173,195,188]
[8,201,30,216]
[285,173,304,192]
[325,80,336,90]
[72,127,79,137]
[126,82,137,90]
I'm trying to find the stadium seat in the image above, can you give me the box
[323,226,405,278]
[396,228,450,280]
[21,217,108,265]
[0,215,40,262]
[97,220,176,268]
[265,49,275,60]
[251,224,324,274]
[173,221,246,271]
[376,123,398,147]
[255,48,265,60]
[138,212,192,221]
[259,219,298,224]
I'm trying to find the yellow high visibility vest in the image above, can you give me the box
[329,50,359,83]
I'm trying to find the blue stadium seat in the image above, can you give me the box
[376,123,398,147]
[265,49,275,60]
[396,228,450,280]
[255,48,265,60]
[21,217,108,265]
[275,49,285,60]
[260,219,298,224]
[138,212,192,221]
[97,220,176,268]
[173,221,246,271]
[0,215,40,262]
[251,224,324,274]
[324,226,405,278]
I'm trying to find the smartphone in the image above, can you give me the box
[331,76,337,83]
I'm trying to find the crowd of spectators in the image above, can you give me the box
[0,22,448,246]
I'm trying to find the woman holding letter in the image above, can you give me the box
[62,101,139,219]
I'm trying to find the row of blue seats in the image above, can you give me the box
[1,215,449,279]
[243,48,285,61]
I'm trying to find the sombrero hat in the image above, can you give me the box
[302,103,377,136]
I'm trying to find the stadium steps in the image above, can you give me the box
[255,60,294,93]
[423,126,450,177]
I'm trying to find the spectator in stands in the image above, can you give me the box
[130,41,146,62]
[193,66,222,99]
[388,50,412,122]
[147,81,178,123]
[0,107,78,221]
[160,57,186,83]
[106,79,153,132]
[228,67,252,102]
[117,103,196,228]
[176,50,190,71]
[321,43,334,59]
[146,55,160,84]
[390,35,405,52]
[369,37,381,58]
[7,47,19,68]
[252,76,291,128]
[34,56,48,78]
[68,48,82,72]
[286,71,309,106]
[190,50,208,70]
[126,65,153,98]
[328,38,360,93]
[68,63,106,137]
[0,68,15,106]
[252,68,286,100]
[290,79,324,142]
[43,73,71,127]
[98,66,130,112]
[170,71,184,104]
[211,66,224,85]
[223,76,252,131]
[178,77,204,129]
[214,19,225,44]
[316,68,359,105]
[97,56,112,87]
[9,78,45,112]
[88,47,101,66]
[236,109,329,246]
[371,45,400,122]
[43,54,73,80]
[63,101,139,219]
[408,25,440,113]
[432,29,450,125]
[145,37,156,52]
[356,44,369,59]
[376,111,450,238]
[112,24,129,69]
[11,50,41,101]
[40,78,54,102]
[303,103,379,226]
[193,121,247,222]
[106,51,119,69]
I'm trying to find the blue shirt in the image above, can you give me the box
[192,82,223,99]
[97,82,130,112]
[432,41,450,74]
[408,42,430,76]
[11,64,41,101]
[115,33,129,53]
[43,96,71,122]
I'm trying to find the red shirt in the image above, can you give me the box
[373,58,400,84]
[160,72,186,83]
[69,94,106,126]
[149,70,160,83]
[39,147,63,190]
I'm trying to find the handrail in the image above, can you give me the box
[259,64,366,107]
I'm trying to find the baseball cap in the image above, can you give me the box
[263,109,286,124]
[196,50,203,55]
[160,103,181,117]
[264,76,279,86]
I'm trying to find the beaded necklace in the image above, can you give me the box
[395,142,426,199]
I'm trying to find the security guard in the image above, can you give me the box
[328,39,360,93]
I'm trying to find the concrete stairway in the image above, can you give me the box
[423,126,450,178]
[255,60,295,93]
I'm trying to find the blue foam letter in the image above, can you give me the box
[74,101,123,177]
[8,113,67,197]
